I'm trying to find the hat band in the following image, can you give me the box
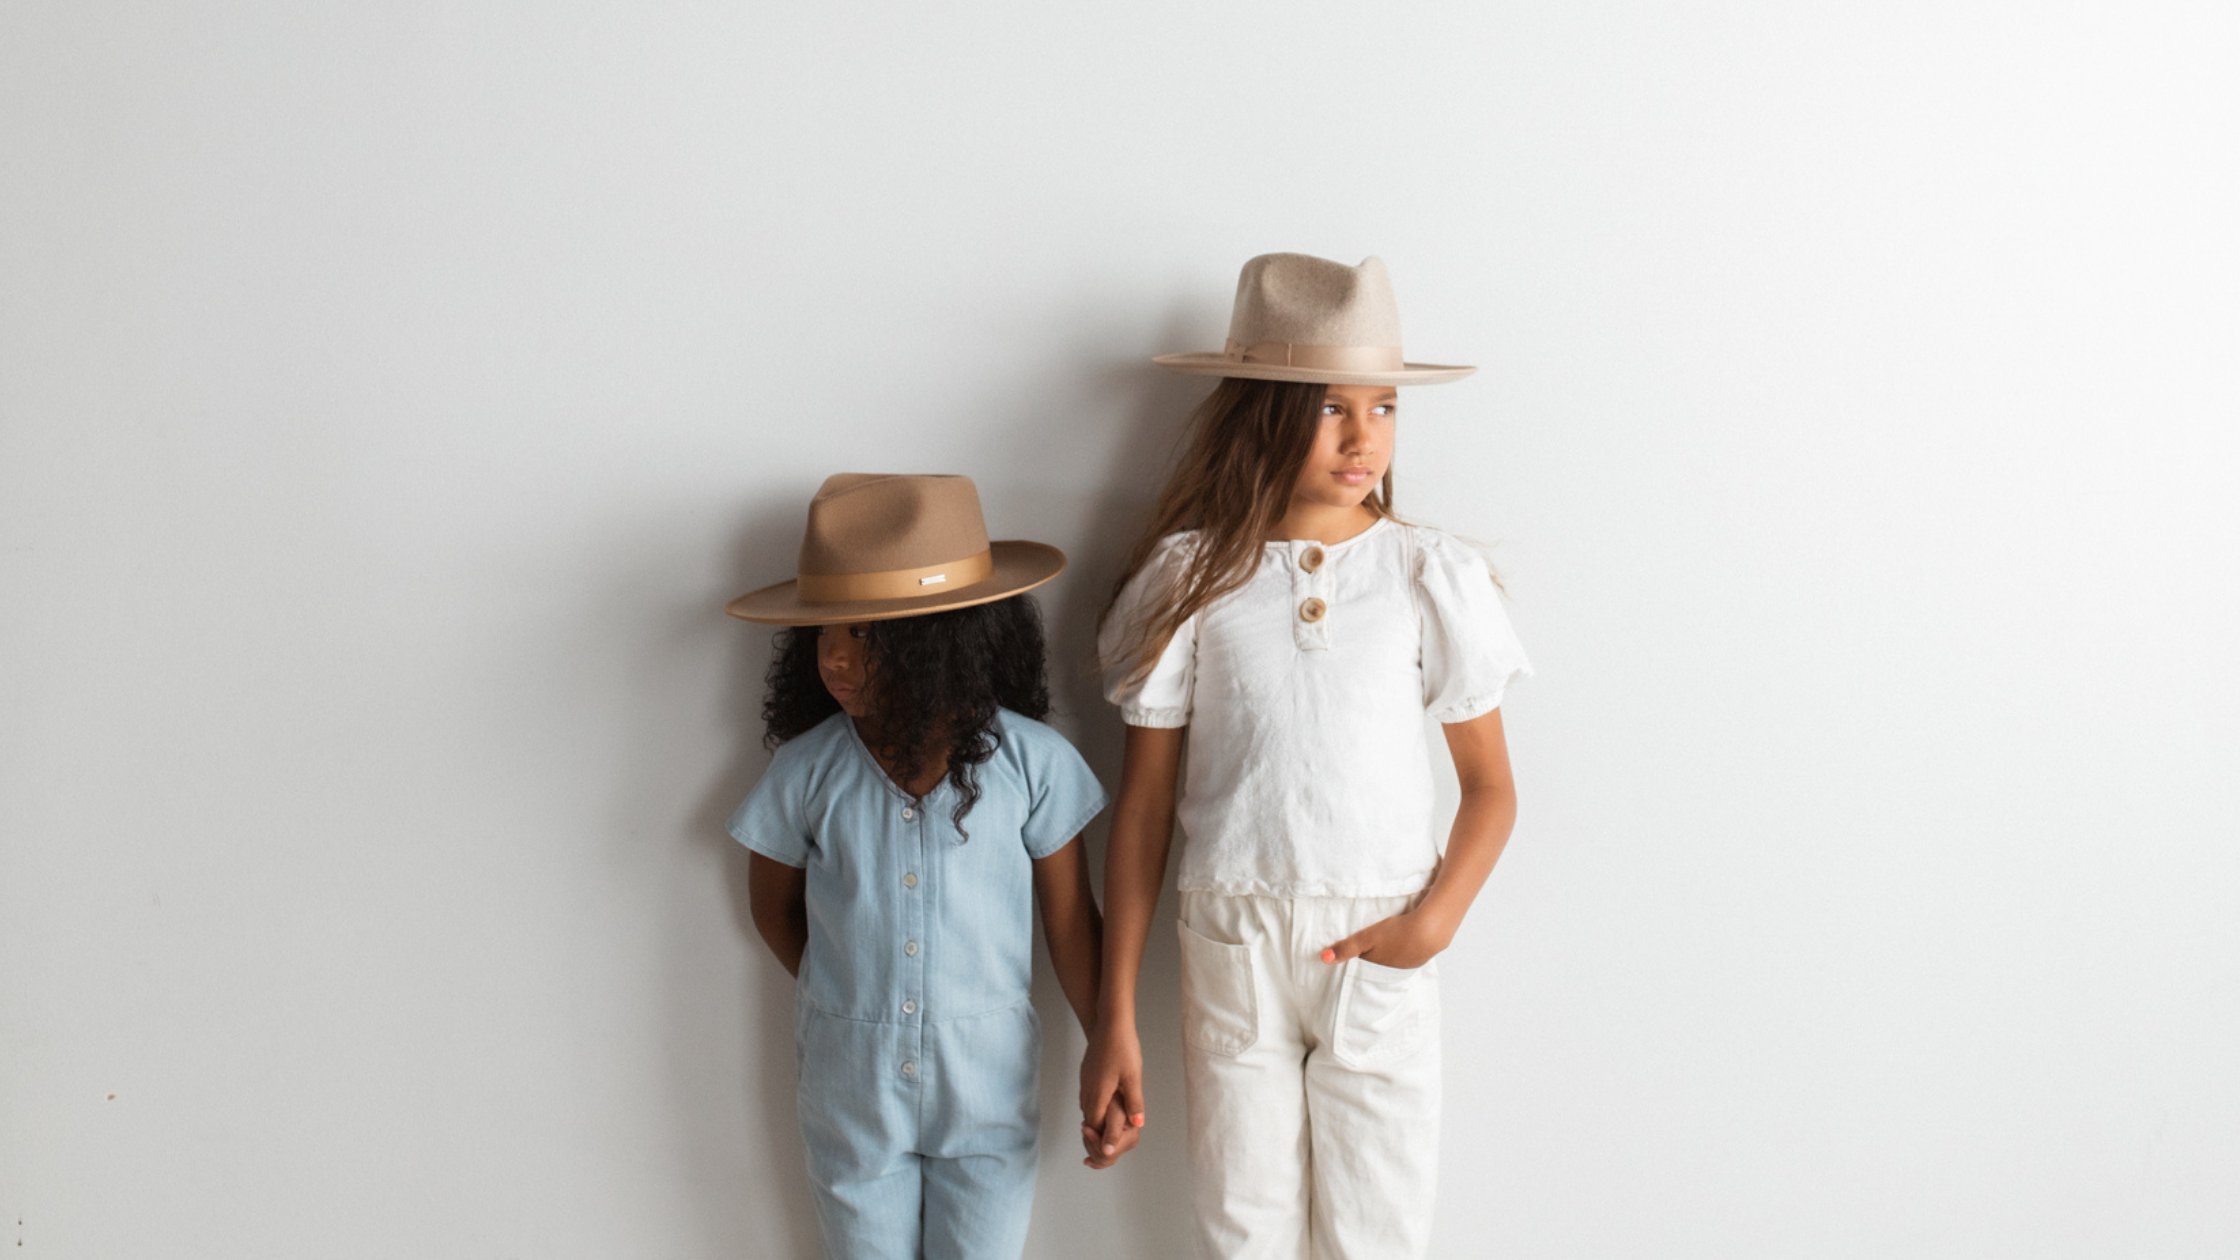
[796,548,995,603]
[1224,339,1406,372]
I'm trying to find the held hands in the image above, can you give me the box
[1319,905,1458,971]
[1079,1097,1142,1170]
[1077,1023,1148,1170]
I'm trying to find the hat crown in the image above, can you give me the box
[1227,253,1403,351]
[798,474,990,577]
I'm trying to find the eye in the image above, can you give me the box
[850,625,870,639]
[1322,403,1343,416]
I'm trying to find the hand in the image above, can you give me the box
[1079,1097,1143,1169]
[1078,1021,1148,1168]
[1320,906,1457,971]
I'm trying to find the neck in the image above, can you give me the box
[1268,499,1380,545]
[854,714,950,797]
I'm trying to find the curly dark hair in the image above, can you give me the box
[761,594,1053,831]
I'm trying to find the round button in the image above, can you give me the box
[902,872,918,889]
[904,940,918,956]
[901,806,915,821]
[902,1000,917,1015]
[1300,597,1327,623]
[901,1060,916,1078]
[1301,547,1325,573]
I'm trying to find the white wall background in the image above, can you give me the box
[5,2,2236,1256]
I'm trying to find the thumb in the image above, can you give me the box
[1322,929,1371,965]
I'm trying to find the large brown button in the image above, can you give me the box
[1301,547,1325,573]
[1300,597,1327,623]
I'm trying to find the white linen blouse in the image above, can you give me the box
[1098,518,1532,898]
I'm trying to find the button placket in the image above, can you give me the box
[901,792,927,1073]
[1291,540,1333,652]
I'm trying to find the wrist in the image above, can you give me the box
[1409,897,1464,947]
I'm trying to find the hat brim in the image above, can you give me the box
[725,540,1066,626]
[1152,352,1476,387]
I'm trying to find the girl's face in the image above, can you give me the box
[817,622,874,718]
[1290,384,1397,511]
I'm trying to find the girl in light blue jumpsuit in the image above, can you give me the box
[726,473,1132,1260]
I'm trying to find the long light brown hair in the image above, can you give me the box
[1099,377,1396,685]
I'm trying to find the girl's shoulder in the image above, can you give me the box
[1392,520,1498,582]
[1146,528,1203,565]
[1108,529,1202,614]
[991,707,1095,770]
[991,706,1075,753]
[765,711,856,773]
[989,710,1106,826]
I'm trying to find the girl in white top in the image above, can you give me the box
[1080,254,1530,1260]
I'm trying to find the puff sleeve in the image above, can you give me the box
[1414,529,1534,725]
[1096,532,1199,729]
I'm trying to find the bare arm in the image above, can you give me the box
[747,852,809,977]
[1032,837,1104,1033]
[1096,724,1185,1032]
[1076,724,1184,1163]
[1037,832,1145,1170]
[1324,708,1518,968]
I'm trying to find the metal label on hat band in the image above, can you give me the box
[795,549,994,602]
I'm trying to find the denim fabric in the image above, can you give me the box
[731,708,1107,1260]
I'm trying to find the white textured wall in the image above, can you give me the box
[4,2,2236,1256]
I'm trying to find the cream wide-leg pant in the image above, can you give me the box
[1177,891,1442,1260]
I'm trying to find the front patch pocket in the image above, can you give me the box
[1331,956,1438,1070]
[1177,920,1258,1057]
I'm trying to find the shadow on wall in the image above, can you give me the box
[994,358,1205,1260]
[684,498,824,1259]
[666,318,1213,1257]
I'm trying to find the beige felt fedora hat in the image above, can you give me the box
[1153,253,1475,386]
[726,473,1065,626]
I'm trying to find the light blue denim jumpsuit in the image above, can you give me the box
[730,708,1107,1260]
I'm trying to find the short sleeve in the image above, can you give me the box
[726,743,815,867]
[1012,721,1109,859]
[1096,533,1199,728]
[1415,529,1534,725]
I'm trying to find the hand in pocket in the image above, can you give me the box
[1319,906,1456,971]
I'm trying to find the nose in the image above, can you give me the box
[819,627,860,676]
[1337,409,1370,453]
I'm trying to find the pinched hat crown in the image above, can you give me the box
[1152,252,1475,386]
[1229,253,1404,351]
[798,473,989,577]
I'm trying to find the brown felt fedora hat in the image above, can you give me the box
[1153,253,1475,386]
[726,473,1065,625]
